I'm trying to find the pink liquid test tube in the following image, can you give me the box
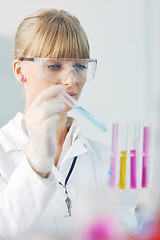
[130,122,140,189]
[130,149,137,188]
[141,126,150,188]
[109,123,119,188]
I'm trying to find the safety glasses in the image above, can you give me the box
[19,58,97,83]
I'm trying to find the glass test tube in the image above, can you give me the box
[141,126,150,188]
[130,122,140,189]
[119,123,128,189]
[60,92,107,132]
[109,123,119,188]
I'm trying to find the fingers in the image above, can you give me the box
[24,85,67,135]
[31,85,65,108]
[39,97,65,119]
[42,114,60,133]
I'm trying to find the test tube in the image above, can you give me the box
[141,125,150,188]
[130,122,140,189]
[60,92,107,132]
[119,123,128,189]
[109,123,119,188]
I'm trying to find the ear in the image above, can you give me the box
[13,59,25,83]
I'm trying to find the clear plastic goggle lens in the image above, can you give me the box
[34,58,97,83]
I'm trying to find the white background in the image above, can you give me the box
[0,0,159,145]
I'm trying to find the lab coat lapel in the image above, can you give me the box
[62,138,88,162]
[54,138,88,187]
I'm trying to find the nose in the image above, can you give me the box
[62,67,77,85]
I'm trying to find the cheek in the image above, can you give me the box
[25,75,57,99]
[23,63,53,95]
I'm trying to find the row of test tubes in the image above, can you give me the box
[109,122,151,190]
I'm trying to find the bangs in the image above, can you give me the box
[28,16,90,59]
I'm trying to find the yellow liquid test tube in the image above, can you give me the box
[119,151,127,189]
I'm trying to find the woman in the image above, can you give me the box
[0,8,138,239]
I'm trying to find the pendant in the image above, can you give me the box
[64,196,72,217]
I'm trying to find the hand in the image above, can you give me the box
[23,85,66,176]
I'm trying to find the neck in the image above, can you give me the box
[55,112,69,166]
[56,112,68,145]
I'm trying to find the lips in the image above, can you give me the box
[66,92,76,97]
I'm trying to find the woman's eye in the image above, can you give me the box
[74,64,87,71]
[47,64,61,71]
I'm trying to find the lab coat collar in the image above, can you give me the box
[60,138,88,163]
[57,117,89,167]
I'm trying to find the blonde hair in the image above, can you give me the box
[14,8,90,59]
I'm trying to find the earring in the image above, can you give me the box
[21,77,26,82]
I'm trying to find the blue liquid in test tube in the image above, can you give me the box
[60,92,107,132]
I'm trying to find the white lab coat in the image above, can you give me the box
[0,113,138,239]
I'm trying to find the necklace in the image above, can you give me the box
[59,156,78,217]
